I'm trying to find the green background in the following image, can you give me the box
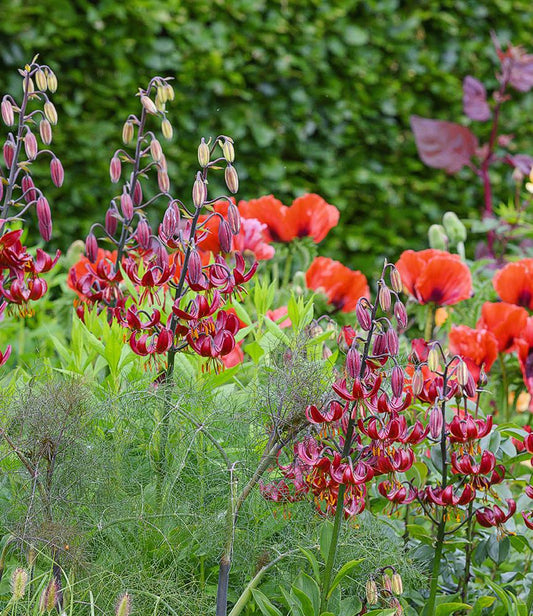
[1,0,532,272]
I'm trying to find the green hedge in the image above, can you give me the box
[1,0,532,272]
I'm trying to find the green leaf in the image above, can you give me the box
[435,603,472,615]
[326,559,365,598]
[298,547,321,583]
[292,584,315,616]
[251,589,284,616]
[263,317,291,345]
[294,573,320,616]
[230,300,252,326]
[319,521,333,561]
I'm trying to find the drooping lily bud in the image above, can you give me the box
[391,365,404,398]
[227,202,240,235]
[346,346,361,378]
[39,118,53,144]
[150,138,163,162]
[105,206,118,236]
[192,172,207,208]
[3,141,14,168]
[22,175,37,203]
[35,69,47,91]
[157,170,170,193]
[386,328,399,356]
[365,579,378,605]
[456,359,470,387]
[429,405,443,439]
[379,284,392,312]
[427,346,440,372]
[1,98,14,126]
[198,138,210,167]
[188,249,202,284]
[221,138,235,163]
[120,191,133,220]
[161,118,173,140]
[44,101,58,125]
[50,157,64,187]
[412,369,424,397]
[109,155,121,183]
[390,266,403,293]
[133,181,143,206]
[394,300,408,328]
[218,219,232,253]
[24,130,38,160]
[36,196,52,241]
[225,163,239,193]
[140,95,158,115]
[47,71,58,93]
[136,219,152,250]
[356,299,372,331]
[391,572,403,595]
[86,232,98,263]
[122,120,134,144]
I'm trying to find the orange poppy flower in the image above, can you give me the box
[238,193,339,243]
[395,249,472,306]
[515,317,533,400]
[493,259,533,310]
[67,248,118,299]
[476,301,528,353]
[305,257,369,313]
[448,325,499,382]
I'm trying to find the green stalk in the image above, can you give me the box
[498,354,509,423]
[460,501,475,604]
[526,575,533,612]
[424,303,436,341]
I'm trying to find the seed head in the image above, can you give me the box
[115,592,132,616]
[11,568,28,601]
[39,578,58,613]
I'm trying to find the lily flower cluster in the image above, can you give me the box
[67,78,256,370]
[0,59,61,365]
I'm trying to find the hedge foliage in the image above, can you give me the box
[1,0,532,271]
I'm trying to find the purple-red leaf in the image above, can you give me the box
[507,154,533,175]
[494,38,533,93]
[463,76,491,121]
[410,116,478,174]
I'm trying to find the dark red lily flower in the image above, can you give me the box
[424,484,475,507]
[477,301,528,353]
[395,249,472,306]
[0,230,31,270]
[522,511,533,530]
[123,258,176,288]
[129,327,173,356]
[378,480,417,504]
[333,374,382,402]
[448,414,493,446]
[208,253,258,295]
[30,249,61,274]
[373,448,414,474]
[1,276,47,304]
[186,310,240,358]
[172,291,221,321]
[475,499,516,530]
[306,400,347,424]
[451,450,496,476]
[448,325,498,383]
[116,305,161,331]
[0,344,11,366]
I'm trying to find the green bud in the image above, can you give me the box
[428,224,448,251]
[442,211,467,244]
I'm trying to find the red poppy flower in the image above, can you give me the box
[476,302,528,353]
[516,317,533,401]
[395,249,472,306]
[448,325,499,382]
[67,248,118,300]
[305,257,369,313]
[266,306,292,328]
[238,193,339,243]
[493,259,533,310]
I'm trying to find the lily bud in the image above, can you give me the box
[105,206,118,236]
[162,204,179,237]
[164,82,175,101]
[35,69,47,91]
[391,573,403,595]
[365,579,378,605]
[346,346,361,379]
[427,346,440,372]
[158,153,167,172]
[154,242,169,269]
[456,360,470,387]
[26,77,35,96]
[109,155,121,183]
[36,196,52,241]
[39,118,53,144]
[382,573,393,593]
[155,92,165,112]
[122,120,134,145]
[157,170,170,193]
[356,300,372,331]
[198,138,210,167]
[429,405,443,439]
[188,249,202,284]
[390,266,403,293]
[161,118,173,140]
[115,592,132,616]
[46,71,58,93]
[120,191,133,220]
[412,369,424,396]
[394,300,408,328]
[22,175,37,203]
[391,365,404,397]
[379,284,392,312]
[50,157,64,187]
[150,138,163,162]
[464,373,477,398]
[218,219,232,253]
[136,219,152,250]
[133,181,143,206]
[24,130,38,160]
[192,172,207,208]
[140,95,158,115]
[3,141,15,168]
[86,232,98,263]
[225,163,239,193]
[1,98,14,126]
[227,202,240,235]
[221,138,235,163]
[44,101,58,125]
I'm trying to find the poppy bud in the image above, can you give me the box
[198,138,210,167]
[225,163,239,193]
[157,170,170,193]
[161,118,173,140]
[192,172,207,208]
[120,191,133,220]
[428,224,448,251]
[35,69,47,91]
[36,196,52,241]
[11,568,28,601]
[390,266,403,293]
[140,95,158,115]
[150,138,163,162]
[122,120,134,145]
[379,284,392,312]
[50,157,64,187]
[110,155,121,183]
[382,573,393,593]
[188,249,202,284]
[443,211,467,244]
[136,219,152,249]
[105,206,118,236]
[218,219,232,253]
[3,141,14,168]
[412,369,424,396]
[356,300,372,331]
[221,138,235,163]
[44,101,58,125]
[39,118,53,144]
[391,573,403,595]
[115,592,132,616]
[386,328,399,356]
[47,71,58,93]
[1,98,14,126]
[427,347,440,372]
[133,181,143,206]
[24,130,38,160]
[86,232,98,263]
[365,579,378,605]
[429,405,443,439]
[346,346,361,378]
[39,578,58,613]
[456,360,470,387]
[227,202,240,235]
[394,301,408,328]
[391,365,404,398]
[22,175,37,203]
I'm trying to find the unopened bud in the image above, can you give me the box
[120,191,133,220]
[373,333,387,357]
[39,118,53,144]
[412,369,424,397]
[3,141,14,168]
[390,266,403,293]
[346,346,361,378]
[46,71,58,93]
[162,204,178,238]
[26,77,35,96]
[136,219,152,250]
[150,138,163,162]
[365,579,378,605]
[36,196,52,241]
[227,202,240,235]
[1,98,14,126]
[192,172,207,208]
[140,95,158,115]
[382,573,393,593]
[379,284,392,312]
[225,164,239,193]
[428,224,448,251]
[156,84,167,104]
[133,181,143,206]
[11,568,28,601]
[198,138,210,167]
[188,249,202,284]
[155,92,166,112]
[394,300,408,329]
[161,118,173,140]
[105,206,118,236]
[24,130,38,160]
[35,69,47,91]
[221,138,235,163]
[154,242,169,269]
[44,101,57,125]
[386,328,399,356]
[115,592,132,616]
[164,82,175,102]
[443,211,467,244]
[478,367,488,388]
[391,365,404,397]
[391,573,403,595]
[22,175,37,203]
[50,157,64,187]
[427,347,440,372]
[122,120,134,145]
[110,155,121,183]
[39,578,58,613]
[157,170,170,193]
[356,300,372,331]
[429,405,443,439]
[218,219,232,252]
[456,360,470,387]
[86,232,98,263]
[464,373,477,398]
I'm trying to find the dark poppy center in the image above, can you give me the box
[297,226,309,238]
[518,289,532,308]
[425,288,444,304]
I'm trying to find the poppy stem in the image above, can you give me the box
[459,501,475,604]
[424,303,436,341]
[498,353,509,423]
